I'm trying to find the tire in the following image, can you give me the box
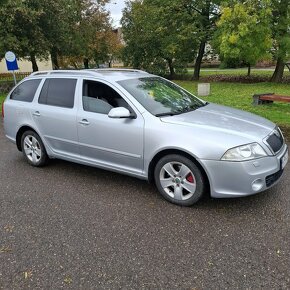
[154,154,206,206]
[21,130,48,167]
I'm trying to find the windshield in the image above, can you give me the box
[117,77,206,116]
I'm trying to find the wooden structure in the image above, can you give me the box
[253,93,290,105]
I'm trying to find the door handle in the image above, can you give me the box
[33,111,41,116]
[79,119,90,125]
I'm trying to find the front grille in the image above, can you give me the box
[266,129,284,153]
[265,169,283,187]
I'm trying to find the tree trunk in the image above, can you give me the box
[83,58,89,69]
[30,54,38,72]
[50,48,59,70]
[167,58,175,79]
[193,40,206,80]
[271,57,285,83]
[247,64,251,76]
[270,0,288,83]
[72,62,78,69]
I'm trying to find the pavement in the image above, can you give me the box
[0,123,289,290]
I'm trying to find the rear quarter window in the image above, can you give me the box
[38,78,77,108]
[10,79,41,102]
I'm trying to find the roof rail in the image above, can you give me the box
[88,68,148,74]
[30,71,50,76]
[29,68,148,78]
[30,70,99,77]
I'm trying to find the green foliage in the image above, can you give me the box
[0,0,113,69]
[0,0,49,62]
[0,0,7,6]
[269,0,290,82]
[215,1,272,71]
[219,57,241,69]
[121,0,198,76]
[270,0,290,61]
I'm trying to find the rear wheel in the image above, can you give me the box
[154,154,206,206]
[21,131,48,167]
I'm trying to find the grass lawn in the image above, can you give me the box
[0,94,5,109]
[174,81,290,132]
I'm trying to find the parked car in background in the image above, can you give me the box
[2,69,288,206]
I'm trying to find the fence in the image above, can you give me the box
[0,72,31,82]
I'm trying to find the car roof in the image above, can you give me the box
[28,69,153,82]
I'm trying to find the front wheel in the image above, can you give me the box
[154,154,206,206]
[21,131,48,167]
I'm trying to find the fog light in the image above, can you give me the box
[252,179,264,192]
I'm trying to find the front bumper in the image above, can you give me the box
[202,144,288,198]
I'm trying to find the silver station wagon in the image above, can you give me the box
[3,69,288,206]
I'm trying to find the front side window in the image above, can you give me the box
[82,80,130,114]
[39,78,77,108]
[10,79,41,102]
[118,77,206,116]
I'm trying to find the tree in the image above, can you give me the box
[35,0,72,69]
[0,0,112,70]
[91,29,124,67]
[0,0,49,71]
[121,0,198,78]
[214,0,289,82]
[182,0,221,80]
[215,1,272,76]
[64,0,111,69]
[270,0,290,82]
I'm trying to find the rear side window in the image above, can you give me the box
[39,78,77,108]
[10,79,41,102]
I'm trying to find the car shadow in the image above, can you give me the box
[42,157,286,213]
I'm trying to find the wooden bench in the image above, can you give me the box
[253,93,290,105]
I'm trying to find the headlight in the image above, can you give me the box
[221,143,267,161]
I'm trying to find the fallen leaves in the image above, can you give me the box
[64,276,73,285]
[24,271,33,279]
[0,246,12,253]
[4,225,14,233]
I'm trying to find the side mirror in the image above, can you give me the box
[108,107,132,118]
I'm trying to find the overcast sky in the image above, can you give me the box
[106,0,126,27]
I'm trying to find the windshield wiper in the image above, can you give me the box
[155,112,180,117]
[155,102,208,117]
[177,102,208,114]
[176,105,199,114]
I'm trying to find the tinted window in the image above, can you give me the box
[10,79,41,102]
[39,78,77,108]
[82,80,130,114]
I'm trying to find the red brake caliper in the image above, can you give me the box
[186,173,194,183]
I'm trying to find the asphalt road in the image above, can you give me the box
[0,123,289,290]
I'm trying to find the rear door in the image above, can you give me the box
[76,78,144,176]
[32,77,80,157]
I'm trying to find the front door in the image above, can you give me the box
[76,79,144,176]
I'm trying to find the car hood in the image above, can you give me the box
[160,103,275,140]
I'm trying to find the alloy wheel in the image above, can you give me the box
[159,161,197,201]
[23,135,42,164]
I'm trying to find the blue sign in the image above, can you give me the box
[5,51,19,71]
